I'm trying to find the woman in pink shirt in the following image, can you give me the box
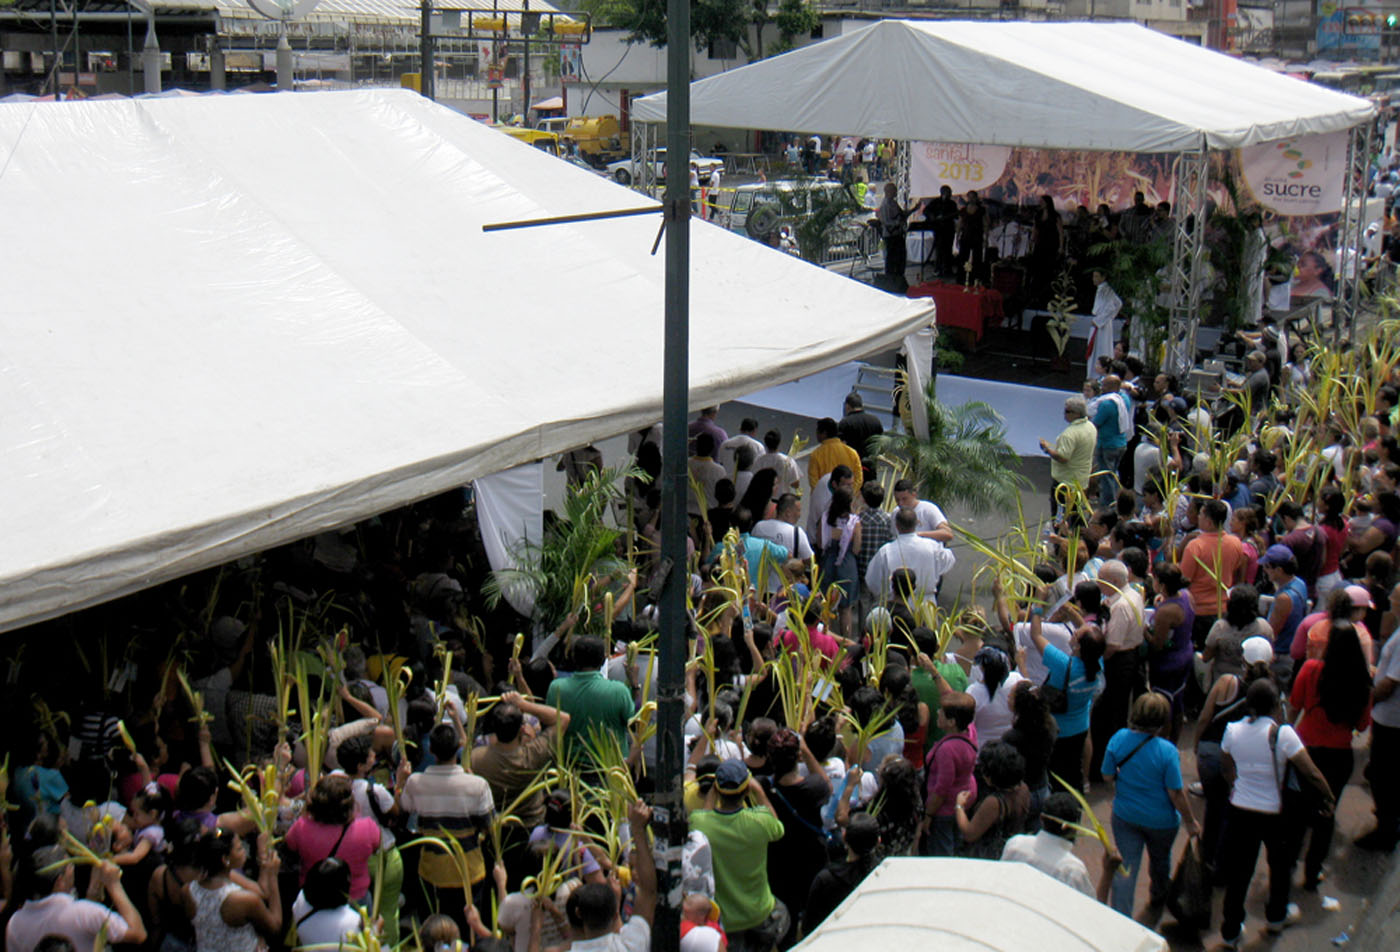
[285,775,381,901]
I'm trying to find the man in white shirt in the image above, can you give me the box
[1090,559,1145,781]
[688,432,726,516]
[864,508,955,603]
[1001,792,1116,903]
[752,494,814,568]
[7,851,147,952]
[719,418,764,476]
[893,480,953,542]
[753,428,802,492]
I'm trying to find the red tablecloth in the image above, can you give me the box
[906,280,1004,343]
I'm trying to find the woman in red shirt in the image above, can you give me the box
[1288,620,1372,890]
[1315,487,1350,602]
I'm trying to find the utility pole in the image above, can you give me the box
[522,0,531,121]
[419,0,434,100]
[653,0,690,947]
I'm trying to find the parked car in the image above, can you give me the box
[715,179,860,236]
[606,149,724,186]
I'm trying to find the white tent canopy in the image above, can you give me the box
[796,857,1167,952]
[0,89,933,633]
[633,20,1374,153]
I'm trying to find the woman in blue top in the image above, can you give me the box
[1103,692,1200,921]
[1027,596,1105,794]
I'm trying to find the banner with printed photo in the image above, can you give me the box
[559,44,582,83]
[1239,132,1348,216]
[910,141,1012,197]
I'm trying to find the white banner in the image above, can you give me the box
[475,462,544,620]
[1240,131,1348,216]
[910,141,1012,198]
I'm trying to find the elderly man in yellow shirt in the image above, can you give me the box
[1040,395,1096,518]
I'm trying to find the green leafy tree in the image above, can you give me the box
[744,0,770,61]
[771,0,819,56]
[875,385,1027,516]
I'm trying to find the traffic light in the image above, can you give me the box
[1390,13,1398,27]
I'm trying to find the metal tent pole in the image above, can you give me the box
[653,0,691,946]
[1335,121,1372,346]
[1164,137,1209,375]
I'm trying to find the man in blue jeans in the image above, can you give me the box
[1091,374,1131,508]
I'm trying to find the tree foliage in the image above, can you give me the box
[580,0,747,52]
[772,0,820,56]
[875,387,1027,517]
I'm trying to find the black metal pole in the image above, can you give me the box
[419,0,433,100]
[653,0,690,946]
[522,0,530,122]
[49,0,59,97]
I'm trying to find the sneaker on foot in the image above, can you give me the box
[1265,902,1302,934]
[1188,781,1205,796]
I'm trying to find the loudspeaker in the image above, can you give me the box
[871,273,908,295]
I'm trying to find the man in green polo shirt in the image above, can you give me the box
[1039,394,1096,518]
[689,759,787,952]
[908,626,969,744]
[544,636,634,765]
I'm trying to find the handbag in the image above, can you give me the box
[1040,654,1072,715]
[1166,835,1212,931]
[1268,724,1324,817]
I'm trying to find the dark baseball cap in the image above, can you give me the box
[714,759,750,795]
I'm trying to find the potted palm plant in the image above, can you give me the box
[877,379,1027,516]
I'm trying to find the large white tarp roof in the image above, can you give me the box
[633,20,1374,153]
[797,857,1167,952]
[0,89,933,633]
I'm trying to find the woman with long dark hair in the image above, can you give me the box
[1204,584,1273,681]
[1287,619,1372,890]
[819,487,862,636]
[874,755,924,859]
[967,646,1025,747]
[879,662,928,768]
[737,468,780,526]
[1001,681,1058,831]
[1315,486,1350,601]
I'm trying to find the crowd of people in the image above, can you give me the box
[2,317,1400,952]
